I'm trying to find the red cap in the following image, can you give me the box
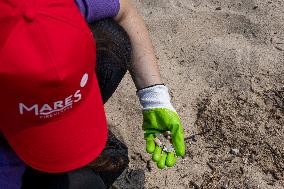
[0,0,107,173]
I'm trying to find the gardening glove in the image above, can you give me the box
[137,84,185,169]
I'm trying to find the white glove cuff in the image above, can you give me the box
[137,85,176,112]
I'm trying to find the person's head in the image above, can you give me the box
[0,0,107,173]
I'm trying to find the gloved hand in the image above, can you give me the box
[137,84,185,169]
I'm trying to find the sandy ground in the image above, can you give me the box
[104,0,284,188]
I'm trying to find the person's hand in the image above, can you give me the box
[137,85,185,169]
[143,108,185,168]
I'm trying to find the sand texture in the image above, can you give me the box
[104,0,284,188]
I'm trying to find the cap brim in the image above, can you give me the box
[3,76,107,173]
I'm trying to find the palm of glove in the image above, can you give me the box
[143,108,185,169]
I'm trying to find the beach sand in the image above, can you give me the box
[104,0,284,188]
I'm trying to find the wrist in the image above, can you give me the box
[136,83,164,93]
[137,85,176,112]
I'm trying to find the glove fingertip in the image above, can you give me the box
[146,139,156,154]
[146,146,155,154]
[176,148,185,157]
[173,140,186,157]
[166,152,176,167]
[152,146,162,162]
[157,153,167,169]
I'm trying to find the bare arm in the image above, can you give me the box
[114,1,186,168]
[114,0,162,90]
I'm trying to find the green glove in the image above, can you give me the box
[137,84,185,169]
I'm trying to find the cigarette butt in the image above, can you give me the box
[164,131,171,136]
[154,138,163,147]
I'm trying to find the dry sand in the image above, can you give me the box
[104,0,284,188]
